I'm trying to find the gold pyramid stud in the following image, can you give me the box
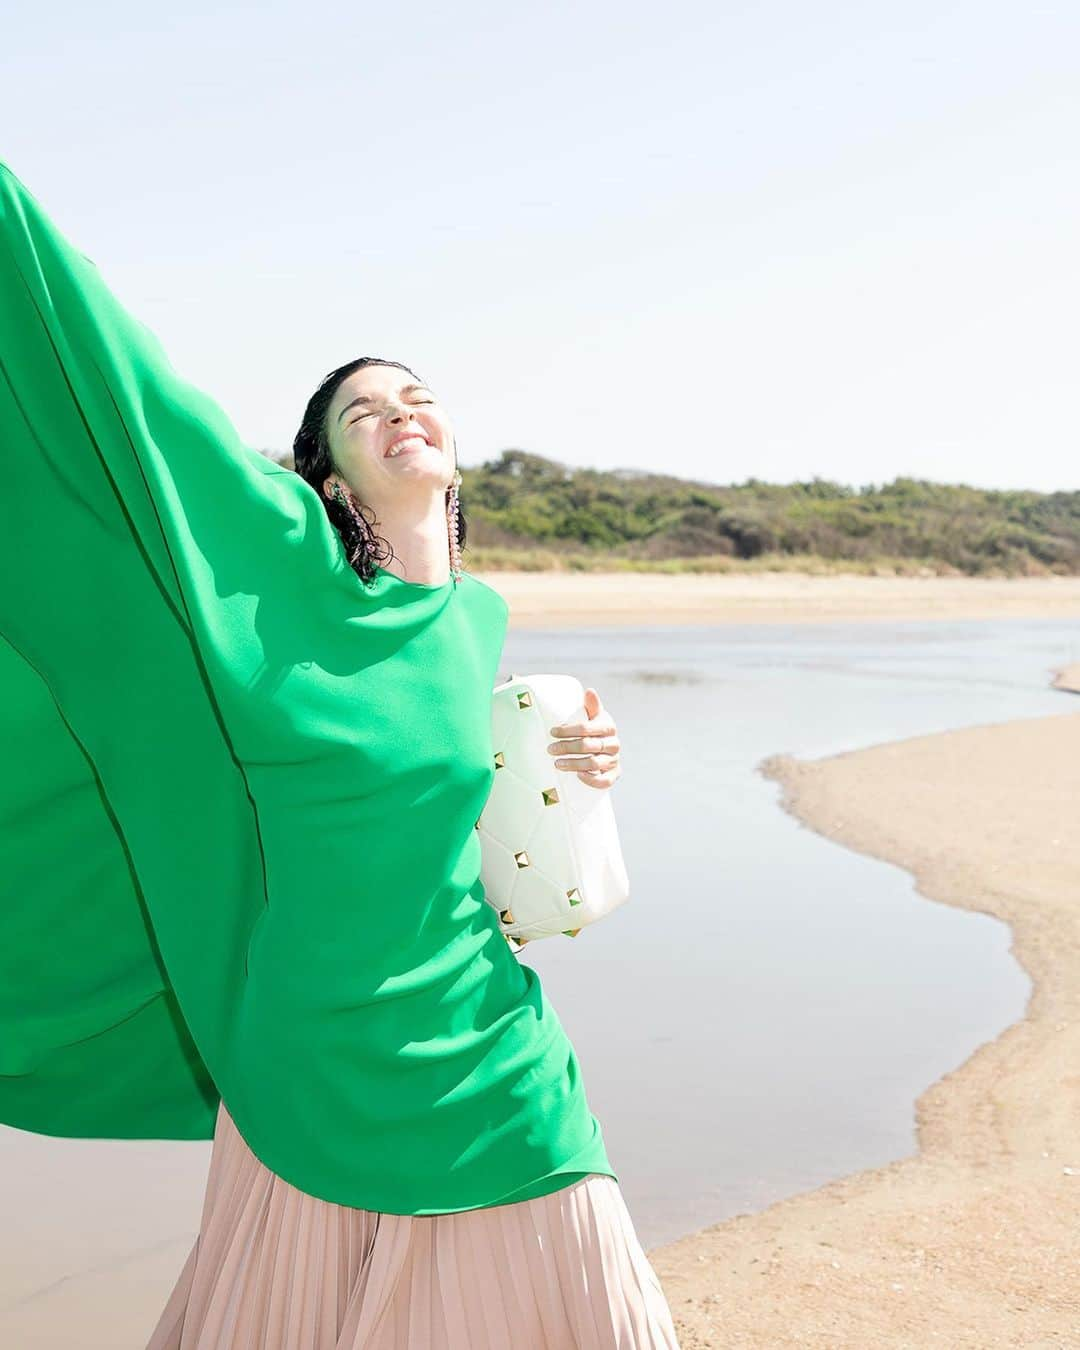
[511,934,530,947]
[541,787,560,806]
[566,888,581,906]
[514,850,530,868]
[475,819,481,831]
[493,751,505,769]
[563,927,581,938]
[516,690,533,709]
[500,908,514,925]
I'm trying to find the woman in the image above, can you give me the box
[0,162,681,1349]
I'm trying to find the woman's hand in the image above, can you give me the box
[546,687,622,789]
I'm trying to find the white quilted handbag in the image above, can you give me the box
[477,672,630,945]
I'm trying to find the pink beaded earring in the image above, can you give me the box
[447,469,463,585]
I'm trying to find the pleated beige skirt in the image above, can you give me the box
[145,1100,682,1349]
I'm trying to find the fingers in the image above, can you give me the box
[549,719,617,739]
[548,692,621,789]
[547,734,620,756]
[553,750,619,770]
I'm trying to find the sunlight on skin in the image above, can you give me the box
[546,686,622,790]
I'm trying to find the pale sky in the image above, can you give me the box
[3,2,1077,491]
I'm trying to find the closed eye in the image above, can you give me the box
[349,398,435,427]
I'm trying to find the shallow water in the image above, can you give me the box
[3,619,1077,1336]
[501,617,1080,1247]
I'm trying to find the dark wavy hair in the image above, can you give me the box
[291,357,467,585]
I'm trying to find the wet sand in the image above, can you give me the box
[650,699,1080,1347]
[1052,662,1080,694]
[479,570,1080,628]
[4,581,1080,1346]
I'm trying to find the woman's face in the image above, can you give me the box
[322,365,455,508]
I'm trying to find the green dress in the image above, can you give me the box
[0,161,616,1215]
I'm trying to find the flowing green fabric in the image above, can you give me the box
[0,162,616,1214]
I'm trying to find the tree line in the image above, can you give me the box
[462,450,1080,575]
[261,446,1080,576]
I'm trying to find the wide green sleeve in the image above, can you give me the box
[0,164,616,1215]
[0,160,338,1139]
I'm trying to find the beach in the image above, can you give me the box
[4,575,1080,1348]
[483,570,1080,629]
[498,572,1080,1345]
[1053,663,1080,694]
[648,693,1080,1346]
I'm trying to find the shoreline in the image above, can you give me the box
[479,570,1080,628]
[4,603,1079,1345]
[648,691,1080,1346]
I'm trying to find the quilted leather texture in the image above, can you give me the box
[477,673,630,942]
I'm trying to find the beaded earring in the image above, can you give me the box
[447,469,463,585]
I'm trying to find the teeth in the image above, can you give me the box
[387,436,429,457]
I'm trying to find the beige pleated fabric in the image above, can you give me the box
[145,1101,682,1350]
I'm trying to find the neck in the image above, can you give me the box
[373,492,451,585]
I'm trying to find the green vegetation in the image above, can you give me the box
[456,450,1080,577]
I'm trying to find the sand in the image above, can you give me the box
[1052,663,1080,695]
[648,702,1080,1348]
[479,570,1080,629]
[6,576,1080,1346]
